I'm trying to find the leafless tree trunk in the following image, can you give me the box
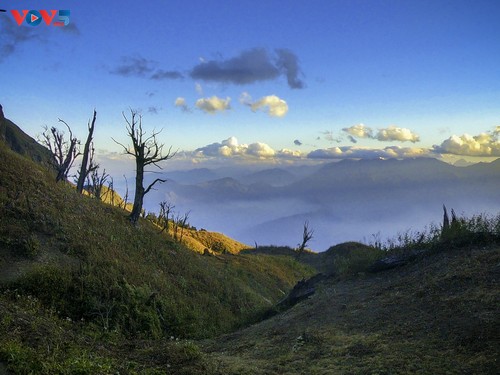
[41,120,80,182]
[108,177,115,206]
[173,212,180,241]
[172,211,189,243]
[158,201,175,233]
[76,110,98,194]
[122,175,129,210]
[296,220,314,258]
[87,167,109,200]
[178,210,190,243]
[442,205,450,232]
[112,110,175,225]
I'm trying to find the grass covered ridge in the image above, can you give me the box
[1,137,499,374]
[0,141,315,373]
[205,244,500,374]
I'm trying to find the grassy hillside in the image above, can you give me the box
[0,117,52,166]
[1,129,499,374]
[205,243,500,374]
[0,141,314,373]
[86,186,249,255]
[243,242,384,276]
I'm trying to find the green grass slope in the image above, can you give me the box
[0,141,314,373]
[243,242,384,277]
[0,117,52,166]
[205,243,499,374]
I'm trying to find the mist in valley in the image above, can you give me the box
[132,158,500,251]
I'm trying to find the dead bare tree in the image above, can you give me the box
[442,204,450,232]
[87,167,110,200]
[41,120,80,182]
[122,175,130,210]
[76,110,98,194]
[107,177,115,206]
[296,220,314,258]
[112,110,175,225]
[178,211,190,243]
[172,210,190,243]
[158,201,175,233]
[172,212,180,241]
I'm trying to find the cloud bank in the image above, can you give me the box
[190,48,305,89]
[192,139,431,163]
[433,127,500,156]
[194,137,303,160]
[342,124,420,143]
[185,126,500,165]
[308,146,430,160]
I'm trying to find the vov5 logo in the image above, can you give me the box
[5,9,70,26]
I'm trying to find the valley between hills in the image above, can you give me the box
[0,117,499,374]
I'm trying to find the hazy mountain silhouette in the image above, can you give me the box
[164,168,219,184]
[241,168,298,186]
[151,157,500,250]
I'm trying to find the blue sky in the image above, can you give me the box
[1,0,500,169]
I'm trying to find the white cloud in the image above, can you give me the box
[433,128,500,156]
[194,137,286,160]
[376,126,420,143]
[195,96,231,114]
[342,124,373,138]
[308,146,430,160]
[248,142,276,158]
[174,97,191,112]
[240,92,288,117]
[277,148,303,158]
[251,95,288,117]
[342,124,420,143]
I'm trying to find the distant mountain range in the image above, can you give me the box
[2,112,498,251]
[149,157,500,250]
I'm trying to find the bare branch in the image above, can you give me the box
[118,109,176,225]
[77,110,97,193]
[40,122,80,182]
[144,178,167,196]
[297,220,314,257]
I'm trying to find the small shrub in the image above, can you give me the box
[13,265,74,314]
[372,212,500,254]
[21,235,41,258]
[0,340,42,374]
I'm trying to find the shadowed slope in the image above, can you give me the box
[205,244,499,374]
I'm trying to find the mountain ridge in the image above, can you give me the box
[0,114,52,166]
